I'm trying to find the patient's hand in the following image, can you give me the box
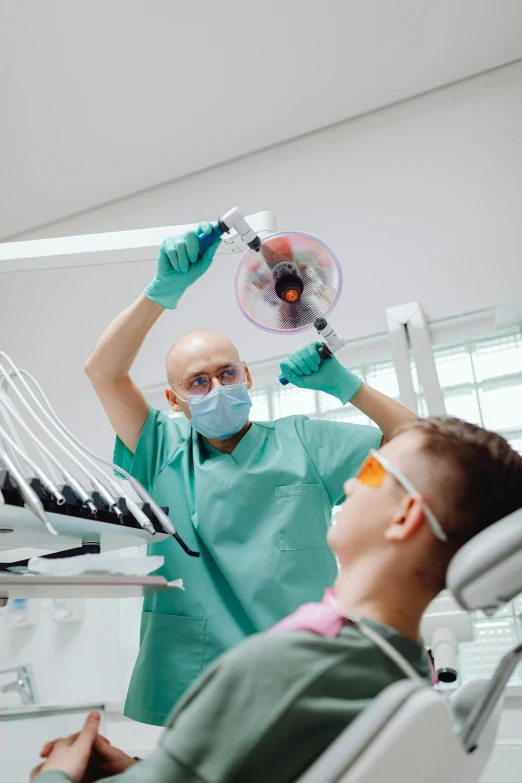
[30,711,136,782]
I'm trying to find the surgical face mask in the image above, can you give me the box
[187,382,252,440]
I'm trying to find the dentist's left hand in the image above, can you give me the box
[280,342,362,404]
[30,711,136,782]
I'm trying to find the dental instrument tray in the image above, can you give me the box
[0,468,171,570]
[0,574,183,600]
[0,499,170,572]
[0,469,168,531]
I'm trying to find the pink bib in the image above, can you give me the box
[270,588,438,686]
[270,588,345,638]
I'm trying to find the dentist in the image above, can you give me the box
[85,221,417,726]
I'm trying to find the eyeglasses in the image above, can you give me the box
[171,361,246,401]
[357,450,448,542]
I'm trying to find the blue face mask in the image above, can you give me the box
[188,382,252,440]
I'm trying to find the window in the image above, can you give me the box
[249,327,522,458]
[418,329,522,452]
[250,362,388,428]
[459,600,522,686]
[164,328,522,456]
[427,328,522,684]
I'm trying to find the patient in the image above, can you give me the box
[33,417,522,783]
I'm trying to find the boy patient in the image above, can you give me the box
[33,418,522,783]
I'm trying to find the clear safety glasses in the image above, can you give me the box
[357,450,448,543]
[171,361,247,402]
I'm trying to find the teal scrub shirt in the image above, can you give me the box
[114,408,382,725]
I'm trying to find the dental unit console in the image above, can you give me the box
[0,469,166,534]
[0,353,200,563]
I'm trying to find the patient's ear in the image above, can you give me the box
[384,495,425,542]
[165,388,182,412]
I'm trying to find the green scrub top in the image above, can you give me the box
[114,408,382,726]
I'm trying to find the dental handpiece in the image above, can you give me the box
[0,451,57,535]
[0,421,65,506]
[61,471,99,517]
[127,477,199,556]
[104,475,155,536]
[90,476,124,521]
[120,492,156,537]
[278,317,347,386]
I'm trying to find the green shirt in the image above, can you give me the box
[36,620,430,783]
[114,408,382,725]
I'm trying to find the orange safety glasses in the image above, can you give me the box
[357,453,388,488]
[357,450,448,543]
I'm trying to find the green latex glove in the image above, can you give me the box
[144,222,221,309]
[280,342,362,404]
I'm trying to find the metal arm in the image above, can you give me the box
[460,643,522,752]
[197,207,261,253]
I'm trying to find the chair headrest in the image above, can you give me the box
[447,507,522,615]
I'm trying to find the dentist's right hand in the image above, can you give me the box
[144,222,221,309]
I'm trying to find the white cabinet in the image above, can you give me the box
[481,696,522,782]
[0,704,105,783]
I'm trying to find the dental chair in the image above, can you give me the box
[296,507,522,783]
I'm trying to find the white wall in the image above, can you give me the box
[0,547,142,711]
[0,597,119,707]
[2,61,522,452]
[1,62,521,748]
[2,61,522,453]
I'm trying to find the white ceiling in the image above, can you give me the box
[1,0,521,239]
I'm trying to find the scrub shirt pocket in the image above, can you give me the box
[127,612,206,724]
[275,484,327,551]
